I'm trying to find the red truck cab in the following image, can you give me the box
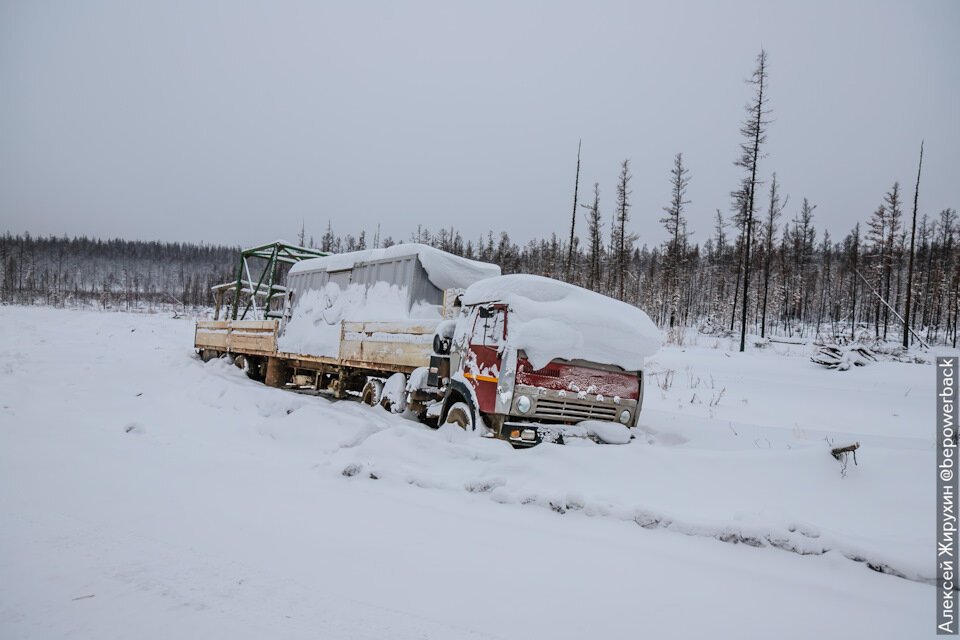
[439,277,654,445]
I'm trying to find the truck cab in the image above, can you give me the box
[435,275,657,445]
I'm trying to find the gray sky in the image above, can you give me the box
[1,0,958,250]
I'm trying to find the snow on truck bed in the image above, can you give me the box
[278,281,433,357]
[0,307,940,639]
[279,244,500,357]
[462,274,660,370]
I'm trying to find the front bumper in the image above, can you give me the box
[503,421,633,446]
[503,384,639,445]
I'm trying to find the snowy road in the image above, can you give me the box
[0,307,941,638]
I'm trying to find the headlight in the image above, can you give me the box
[619,409,631,424]
[516,395,532,414]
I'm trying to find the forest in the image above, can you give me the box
[2,183,957,350]
[0,234,237,310]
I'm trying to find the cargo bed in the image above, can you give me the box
[195,318,439,377]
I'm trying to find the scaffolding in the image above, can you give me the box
[211,241,326,321]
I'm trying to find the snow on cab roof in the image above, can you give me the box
[288,243,501,291]
[462,274,660,371]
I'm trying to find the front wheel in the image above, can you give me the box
[443,401,475,432]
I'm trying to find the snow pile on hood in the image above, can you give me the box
[279,281,437,357]
[461,274,660,370]
[288,243,501,291]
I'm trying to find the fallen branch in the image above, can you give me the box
[831,442,860,478]
[831,442,860,459]
[768,337,807,345]
[811,345,877,370]
[854,269,929,349]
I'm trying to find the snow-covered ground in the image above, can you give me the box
[0,306,946,639]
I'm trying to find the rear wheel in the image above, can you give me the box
[244,356,266,381]
[379,373,407,413]
[360,378,384,406]
[444,401,475,432]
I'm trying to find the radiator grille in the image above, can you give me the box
[533,398,619,422]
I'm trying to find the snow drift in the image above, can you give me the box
[0,307,938,639]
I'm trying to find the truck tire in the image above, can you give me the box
[444,401,475,432]
[361,378,384,406]
[379,373,406,414]
[244,356,266,382]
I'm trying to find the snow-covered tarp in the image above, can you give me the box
[461,274,661,371]
[287,244,501,290]
[280,245,500,358]
[278,281,433,357]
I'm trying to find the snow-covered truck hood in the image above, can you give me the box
[461,274,660,371]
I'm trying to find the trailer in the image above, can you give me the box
[196,244,660,445]
[196,244,498,399]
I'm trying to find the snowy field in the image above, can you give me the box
[0,306,948,639]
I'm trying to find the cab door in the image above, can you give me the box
[464,304,506,414]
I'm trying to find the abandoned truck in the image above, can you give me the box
[194,244,660,445]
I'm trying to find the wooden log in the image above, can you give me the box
[768,337,807,345]
[831,442,860,459]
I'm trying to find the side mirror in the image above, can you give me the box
[433,333,451,355]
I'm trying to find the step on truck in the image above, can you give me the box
[195,244,660,445]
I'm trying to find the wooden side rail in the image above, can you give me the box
[339,320,438,370]
[195,320,279,356]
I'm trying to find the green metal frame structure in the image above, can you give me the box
[228,241,326,320]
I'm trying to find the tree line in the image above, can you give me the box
[0,233,237,309]
[2,192,956,347]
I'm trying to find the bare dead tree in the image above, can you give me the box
[903,140,924,348]
[865,203,888,336]
[660,152,691,327]
[581,182,604,290]
[614,159,633,300]
[733,49,771,351]
[848,222,861,340]
[566,139,582,281]
[882,182,903,339]
[760,173,786,337]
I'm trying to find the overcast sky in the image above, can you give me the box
[1,0,957,250]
